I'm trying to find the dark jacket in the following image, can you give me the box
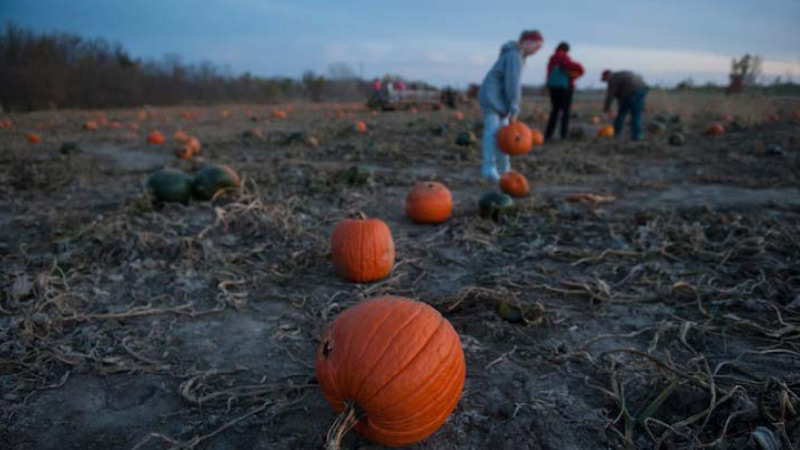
[604,71,647,111]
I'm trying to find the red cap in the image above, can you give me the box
[520,30,543,43]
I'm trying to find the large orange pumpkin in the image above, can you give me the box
[597,125,614,138]
[499,171,530,197]
[496,122,534,155]
[705,123,725,136]
[330,214,395,283]
[316,296,465,448]
[405,181,452,224]
[147,130,165,145]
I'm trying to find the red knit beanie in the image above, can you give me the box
[519,30,543,43]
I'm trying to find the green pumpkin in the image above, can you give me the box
[668,132,685,146]
[455,131,477,147]
[647,121,667,135]
[192,164,241,201]
[479,191,515,222]
[669,114,682,125]
[147,169,194,204]
[335,165,372,186]
[60,141,81,155]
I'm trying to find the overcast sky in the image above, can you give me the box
[3,0,799,88]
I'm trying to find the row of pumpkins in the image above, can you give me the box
[142,121,542,448]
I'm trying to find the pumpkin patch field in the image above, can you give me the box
[2,96,800,449]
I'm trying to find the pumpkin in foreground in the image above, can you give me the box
[330,214,395,283]
[405,181,452,224]
[316,296,466,448]
[192,164,241,201]
[147,169,194,204]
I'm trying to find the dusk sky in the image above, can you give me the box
[3,0,799,88]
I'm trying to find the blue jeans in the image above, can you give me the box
[481,111,510,182]
[614,88,648,140]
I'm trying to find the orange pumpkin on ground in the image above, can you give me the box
[354,121,367,133]
[496,122,534,155]
[705,123,725,136]
[590,116,601,124]
[316,296,465,448]
[185,137,201,154]
[128,123,140,132]
[174,145,193,159]
[110,121,121,129]
[452,111,464,121]
[83,121,98,131]
[147,130,165,145]
[530,128,544,146]
[270,110,287,119]
[174,130,191,143]
[720,113,733,121]
[405,181,453,224]
[96,115,107,127]
[137,110,148,121]
[3,120,10,128]
[597,125,615,138]
[27,133,41,144]
[409,107,418,115]
[499,171,530,197]
[330,213,395,283]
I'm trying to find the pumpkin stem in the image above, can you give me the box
[348,211,368,220]
[325,401,360,450]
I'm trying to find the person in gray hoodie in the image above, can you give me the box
[478,30,544,182]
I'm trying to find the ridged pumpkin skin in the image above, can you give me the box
[405,182,452,224]
[499,171,530,197]
[330,217,395,283]
[316,296,466,447]
[192,164,241,201]
[496,122,533,155]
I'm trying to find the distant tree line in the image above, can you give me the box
[0,23,390,112]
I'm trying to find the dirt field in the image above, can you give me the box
[2,96,799,450]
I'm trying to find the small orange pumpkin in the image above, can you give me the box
[110,121,121,129]
[270,110,287,119]
[83,121,98,131]
[409,107,418,115]
[185,136,201,154]
[405,181,453,224]
[316,296,465,448]
[354,121,367,133]
[174,145,193,159]
[452,111,464,121]
[27,133,41,144]
[330,213,395,283]
[174,129,191,143]
[499,171,530,197]
[705,123,725,136]
[128,122,140,132]
[147,130,165,145]
[597,125,615,138]
[3,120,10,128]
[590,116,601,125]
[496,122,534,155]
[137,110,148,121]
[720,113,733,121]
[530,128,544,146]
[96,114,107,127]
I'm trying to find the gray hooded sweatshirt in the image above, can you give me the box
[479,41,524,117]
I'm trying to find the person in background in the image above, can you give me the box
[602,69,649,140]
[371,78,382,101]
[478,30,544,182]
[393,79,406,100]
[544,42,584,141]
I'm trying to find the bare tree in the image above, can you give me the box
[727,53,762,94]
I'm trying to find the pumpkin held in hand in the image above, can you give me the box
[316,296,465,449]
[405,181,452,224]
[496,122,534,155]
[330,213,394,283]
[499,171,530,197]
